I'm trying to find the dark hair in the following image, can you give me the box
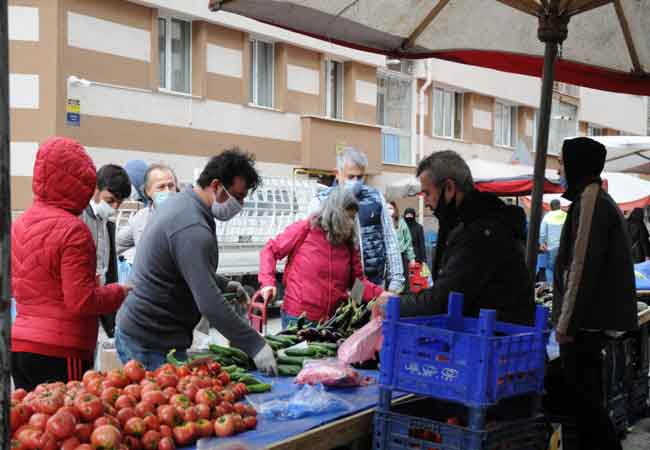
[388,201,399,215]
[96,164,132,200]
[416,150,474,193]
[197,148,260,192]
[550,199,561,210]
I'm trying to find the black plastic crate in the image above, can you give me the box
[373,397,548,450]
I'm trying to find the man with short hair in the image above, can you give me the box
[308,148,405,294]
[81,164,131,337]
[117,163,178,262]
[115,149,276,374]
[552,137,637,450]
[376,150,534,325]
[539,198,566,282]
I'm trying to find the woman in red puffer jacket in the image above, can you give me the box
[258,187,389,328]
[11,137,129,390]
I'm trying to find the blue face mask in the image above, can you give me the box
[153,191,174,207]
[559,175,568,190]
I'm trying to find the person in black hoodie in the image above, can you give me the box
[552,137,637,450]
[403,207,426,264]
[375,150,535,326]
[627,208,650,263]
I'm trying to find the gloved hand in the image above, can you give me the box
[227,281,251,304]
[253,344,278,376]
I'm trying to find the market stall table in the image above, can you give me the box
[188,370,407,450]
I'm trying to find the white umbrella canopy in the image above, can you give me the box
[586,136,650,174]
[210,0,650,95]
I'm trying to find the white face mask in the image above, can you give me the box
[95,200,116,221]
[211,187,243,222]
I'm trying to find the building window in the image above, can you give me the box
[495,102,517,147]
[554,82,579,97]
[432,87,462,139]
[377,71,413,165]
[250,39,274,108]
[588,124,605,136]
[158,16,191,94]
[325,60,343,119]
[548,100,578,155]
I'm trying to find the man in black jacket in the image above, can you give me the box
[403,207,426,264]
[376,151,535,326]
[552,137,637,450]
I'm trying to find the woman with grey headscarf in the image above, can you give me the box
[259,187,390,328]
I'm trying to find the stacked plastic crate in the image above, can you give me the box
[626,324,650,423]
[374,292,550,450]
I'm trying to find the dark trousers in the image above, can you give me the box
[12,352,92,391]
[559,332,622,450]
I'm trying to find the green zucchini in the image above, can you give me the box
[246,383,272,393]
[285,347,317,357]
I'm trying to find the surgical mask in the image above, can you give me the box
[95,200,116,221]
[344,179,363,197]
[153,191,174,208]
[559,175,568,190]
[211,187,242,222]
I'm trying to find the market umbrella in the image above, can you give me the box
[209,0,650,276]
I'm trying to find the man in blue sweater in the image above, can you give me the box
[115,149,276,374]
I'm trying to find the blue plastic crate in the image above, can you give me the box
[373,398,548,450]
[379,292,549,407]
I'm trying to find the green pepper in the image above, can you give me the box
[278,365,301,376]
[166,349,186,366]
[247,383,272,393]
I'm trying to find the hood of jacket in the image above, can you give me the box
[458,190,526,240]
[32,137,97,215]
[561,137,606,201]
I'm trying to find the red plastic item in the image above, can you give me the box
[408,262,427,294]
[247,290,270,333]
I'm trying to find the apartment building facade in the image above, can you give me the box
[8,0,649,215]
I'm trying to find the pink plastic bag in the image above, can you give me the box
[295,359,372,387]
[337,317,383,364]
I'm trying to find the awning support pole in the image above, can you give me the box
[0,1,11,449]
[526,1,568,278]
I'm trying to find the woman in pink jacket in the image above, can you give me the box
[259,187,390,328]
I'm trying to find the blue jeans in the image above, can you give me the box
[114,327,187,371]
[546,247,559,284]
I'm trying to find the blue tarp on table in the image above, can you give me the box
[635,261,650,290]
[187,370,401,450]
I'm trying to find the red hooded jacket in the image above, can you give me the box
[12,137,125,360]
[258,219,383,322]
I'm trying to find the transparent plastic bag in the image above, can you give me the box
[337,317,383,365]
[257,384,350,420]
[295,358,373,387]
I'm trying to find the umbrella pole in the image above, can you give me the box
[526,4,568,277]
[0,1,10,449]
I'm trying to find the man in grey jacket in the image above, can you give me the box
[115,149,276,374]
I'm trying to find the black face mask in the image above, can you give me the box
[434,185,460,231]
[404,215,415,223]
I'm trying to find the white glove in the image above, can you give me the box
[253,344,278,376]
[260,286,277,301]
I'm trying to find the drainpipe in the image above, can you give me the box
[418,60,432,224]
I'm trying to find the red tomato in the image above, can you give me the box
[123,385,142,401]
[123,436,143,450]
[169,394,190,410]
[124,417,146,437]
[231,414,245,434]
[158,436,175,450]
[102,402,117,418]
[141,431,161,450]
[135,402,155,418]
[61,436,81,450]
[12,389,28,403]
[11,404,34,432]
[220,390,235,404]
[141,384,161,395]
[179,383,198,402]
[141,391,166,408]
[59,406,81,422]
[16,426,43,449]
[74,444,94,450]
[195,389,217,408]
[11,438,27,450]
[94,415,120,430]
[38,431,57,450]
[34,392,64,415]
[27,413,50,431]
[172,422,196,447]
[176,366,190,378]
[213,415,235,438]
[85,378,103,397]
[90,425,122,450]
[100,388,122,406]
[161,388,177,400]
[155,372,178,390]
[143,414,160,432]
[115,395,136,411]
[66,381,83,391]
[195,419,213,438]
[116,407,137,427]
[212,406,226,420]
[124,361,146,383]
[183,407,198,423]
[74,423,92,443]
[217,372,230,386]
[220,401,233,414]
[156,365,177,377]
[74,394,104,422]
[82,371,101,386]
[159,425,172,439]
[107,370,130,389]
[194,404,211,421]
[233,403,247,416]
[157,405,183,428]
[243,416,257,430]
[45,410,76,439]
[244,405,257,417]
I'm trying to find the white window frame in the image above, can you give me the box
[158,14,192,94]
[587,124,605,136]
[494,101,518,148]
[325,58,344,119]
[377,68,415,166]
[431,86,463,140]
[250,38,275,108]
